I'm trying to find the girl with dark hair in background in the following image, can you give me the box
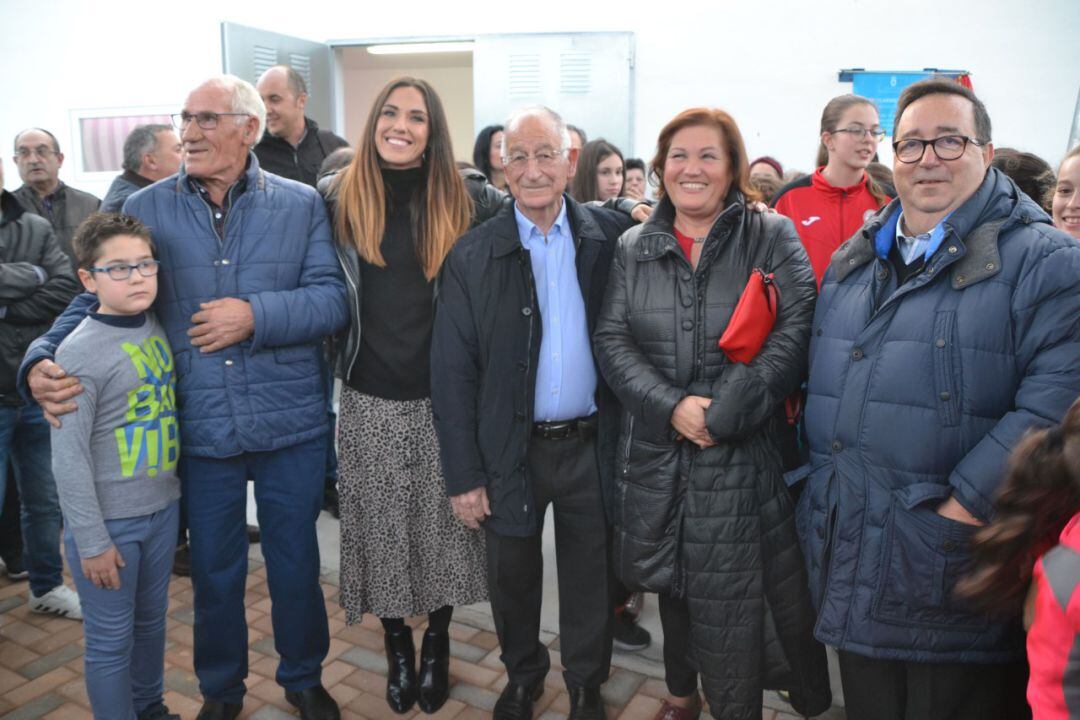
[325,76,504,715]
[472,123,506,191]
[959,397,1080,719]
[571,138,625,202]
[772,94,890,285]
[992,148,1056,213]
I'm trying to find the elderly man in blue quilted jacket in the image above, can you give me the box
[794,78,1080,720]
[20,75,347,720]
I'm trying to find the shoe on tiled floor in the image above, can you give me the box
[612,608,651,652]
[137,701,180,720]
[1,556,29,581]
[29,583,83,620]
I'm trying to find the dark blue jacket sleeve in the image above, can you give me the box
[248,191,348,352]
[17,292,97,401]
[949,241,1080,520]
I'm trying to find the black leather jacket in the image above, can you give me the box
[594,193,830,719]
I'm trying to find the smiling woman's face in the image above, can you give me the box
[374,86,430,169]
[663,124,731,221]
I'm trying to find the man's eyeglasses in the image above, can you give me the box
[171,111,251,130]
[89,259,161,281]
[893,135,986,164]
[14,146,58,160]
[503,149,567,171]
[832,125,886,142]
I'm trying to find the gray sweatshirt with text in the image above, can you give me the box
[51,311,180,557]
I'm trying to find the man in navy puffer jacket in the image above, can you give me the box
[20,76,347,720]
[794,79,1080,719]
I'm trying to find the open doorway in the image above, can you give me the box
[335,45,476,162]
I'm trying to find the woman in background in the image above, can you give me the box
[472,123,506,191]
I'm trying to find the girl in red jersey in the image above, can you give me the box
[772,94,890,285]
[960,397,1080,719]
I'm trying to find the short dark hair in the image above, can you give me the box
[14,127,61,154]
[894,78,992,143]
[71,213,155,270]
[281,65,308,97]
[567,124,587,144]
[122,124,173,173]
[625,157,646,173]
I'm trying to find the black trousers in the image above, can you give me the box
[837,650,1031,720]
[485,430,612,690]
[657,593,698,697]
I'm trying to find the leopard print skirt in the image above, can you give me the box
[336,387,488,622]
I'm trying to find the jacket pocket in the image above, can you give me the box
[273,345,313,364]
[931,311,963,427]
[872,483,986,631]
[615,437,681,592]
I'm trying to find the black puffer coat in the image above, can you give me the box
[594,193,831,720]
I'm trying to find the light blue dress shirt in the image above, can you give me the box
[895,211,952,265]
[514,200,598,422]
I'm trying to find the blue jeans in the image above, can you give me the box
[181,435,329,703]
[0,404,64,595]
[65,501,179,720]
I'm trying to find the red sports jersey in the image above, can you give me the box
[1028,513,1080,719]
[772,167,887,286]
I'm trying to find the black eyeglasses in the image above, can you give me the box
[89,259,161,281]
[832,125,886,142]
[893,135,986,163]
[171,111,251,130]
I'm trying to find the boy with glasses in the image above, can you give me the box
[51,212,181,720]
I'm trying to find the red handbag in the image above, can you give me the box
[718,268,778,363]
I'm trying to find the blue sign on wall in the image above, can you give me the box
[853,72,935,137]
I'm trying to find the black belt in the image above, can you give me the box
[532,414,598,440]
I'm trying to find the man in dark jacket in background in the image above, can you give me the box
[255,65,349,187]
[796,78,1080,719]
[12,128,100,263]
[431,106,633,720]
[100,124,183,212]
[0,157,82,619]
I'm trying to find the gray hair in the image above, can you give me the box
[122,123,172,173]
[501,106,572,158]
[205,74,267,141]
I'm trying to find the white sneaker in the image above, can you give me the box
[29,584,83,621]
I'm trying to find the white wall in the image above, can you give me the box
[2,0,1078,198]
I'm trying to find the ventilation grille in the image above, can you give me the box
[288,54,312,92]
[253,45,277,80]
[560,52,591,94]
[508,54,541,97]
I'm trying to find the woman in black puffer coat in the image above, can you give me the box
[594,108,831,720]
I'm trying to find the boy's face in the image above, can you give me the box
[78,235,158,315]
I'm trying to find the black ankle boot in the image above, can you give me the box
[417,628,450,713]
[384,627,417,713]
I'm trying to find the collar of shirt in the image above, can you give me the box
[895,211,952,265]
[514,197,569,249]
[873,206,951,265]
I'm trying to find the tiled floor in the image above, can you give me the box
[0,554,843,720]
